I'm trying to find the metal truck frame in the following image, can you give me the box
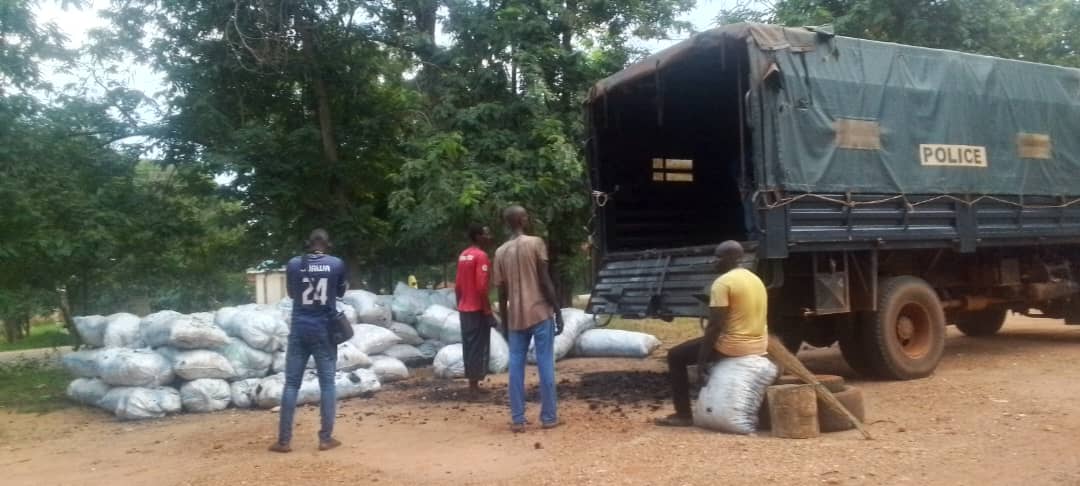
[584,24,1080,380]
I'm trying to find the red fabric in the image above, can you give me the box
[456,246,492,314]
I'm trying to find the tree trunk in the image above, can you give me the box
[2,319,16,343]
[348,254,366,290]
[410,0,440,91]
[510,45,518,94]
[300,26,340,164]
[58,287,83,350]
[2,314,28,343]
[561,0,576,51]
[559,0,577,109]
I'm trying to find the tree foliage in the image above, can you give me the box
[726,0,1080,67]
[377,0,695,294]
[95,0,694,295]
[96,0,419,281]
[0,0,251,342]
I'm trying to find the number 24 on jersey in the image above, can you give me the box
[301,277,328,305]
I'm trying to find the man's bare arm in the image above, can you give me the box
[699,307,729,375]
[537,260,564,334]
[497,284,509,334]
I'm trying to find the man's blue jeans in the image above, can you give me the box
[278,327,337,444]
[508,318,557,426]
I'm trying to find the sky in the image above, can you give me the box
[35,0,737,100]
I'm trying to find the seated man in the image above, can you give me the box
[656,240,768,427]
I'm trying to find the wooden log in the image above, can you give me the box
[767,384,819,439]
[776,374,846,393]
[766,336,875,440]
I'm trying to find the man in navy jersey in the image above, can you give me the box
[270,229,348,453]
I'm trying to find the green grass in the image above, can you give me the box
[0,323,76,352]
[0,359,73,414]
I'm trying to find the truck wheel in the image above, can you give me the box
[863,276,946,380]
[837,315,874,377]
[953,308,1008,337]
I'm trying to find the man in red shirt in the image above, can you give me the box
[455,223,495,393]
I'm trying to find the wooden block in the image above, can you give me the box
[776,374,846,393]
[767,384,820,439]
[818,386,866,433]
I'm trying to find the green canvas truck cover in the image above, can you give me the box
[588,23,1080,198]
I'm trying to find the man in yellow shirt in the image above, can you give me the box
[656,240,768,427]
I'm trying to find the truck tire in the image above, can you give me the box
[837,315,875,377]
[953,308,1008,337]
[863,276,946,380]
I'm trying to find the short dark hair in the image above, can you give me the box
[715,240,744,262]
[467,223,487,243]
[307,228,331,251]
[503,205,527,228]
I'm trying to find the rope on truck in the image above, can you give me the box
[759,192,1080,210]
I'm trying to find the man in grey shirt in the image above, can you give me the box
[494,206,564,433]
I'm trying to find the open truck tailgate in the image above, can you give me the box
[586,245,757,319]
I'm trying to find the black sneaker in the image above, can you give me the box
[268,442,292,453]
[318,438,342,451]
[654,414,693,427]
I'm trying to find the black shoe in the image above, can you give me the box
[654,414,693,427]
[318,438,342,451]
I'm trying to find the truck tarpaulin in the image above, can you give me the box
[589,23,1080,198]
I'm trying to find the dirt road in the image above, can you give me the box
[4,316,1080,485]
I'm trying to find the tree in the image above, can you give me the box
[95,0,696,296]
[715,0,774,25]
[384,0,695,297]
[98,0,419,282]
[750,0,1080,67]
[0,1,255,342]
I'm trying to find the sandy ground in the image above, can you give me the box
[4,315,1080,486]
